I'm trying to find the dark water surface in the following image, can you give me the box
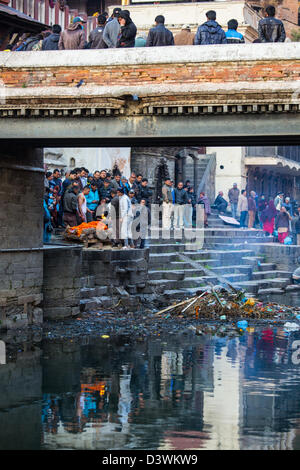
[1,325,300,450]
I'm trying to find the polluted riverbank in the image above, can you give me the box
[39,286,300,342]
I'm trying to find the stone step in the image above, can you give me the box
[202,236,274,244]
[210,264,253,277]
[150,229,265,242]
[149,270,186,281]
[257,287,286,296]
[149,243,188,254]
[80,275,95,289]
[184,249,256,258]
[256,262,277,272]
[80,287,96,299]
[169,259,220,269]
[183,273,249,287]
[80,297,101,312]
[241,256,264,267]
[232,277,290,293]
[149,253,178,266]
[252,270,292,281]
[285,284,300,291]
[149,273,249,290]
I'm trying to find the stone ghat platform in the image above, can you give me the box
[2,229,300,329]
[0,243,150,328]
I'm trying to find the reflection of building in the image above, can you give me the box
[0,336,42,450]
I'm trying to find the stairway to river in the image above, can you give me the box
[148,212,296,300]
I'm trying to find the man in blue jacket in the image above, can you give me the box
[226,19,245,44]
[194,10,227,45]
[42,24,61,50]
[86,181,100,222]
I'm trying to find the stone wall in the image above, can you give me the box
[0,147,44,330]
[43,245,82,320]
[83,248,150,295]
[250,244,300,271]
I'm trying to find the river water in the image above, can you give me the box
[1,324,300,450]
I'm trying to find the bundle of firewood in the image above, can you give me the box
[64,221,113,248]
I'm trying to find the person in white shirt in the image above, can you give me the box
[237,189,248,229]
[118,188,134,249]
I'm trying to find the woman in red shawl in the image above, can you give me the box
[260,200,277,236]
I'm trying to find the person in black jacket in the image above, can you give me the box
[214,191,228,214]
[146,15,174,47]
[88,14,108,49]
[174,182,189,229]
[117,10,137,48]
[136,178,152,206]
[258,5,286,43]
[42,25,62,50]
[194,10,227,45]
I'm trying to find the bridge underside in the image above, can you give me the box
[1,113,300,147]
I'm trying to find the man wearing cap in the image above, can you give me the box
[103,7,121,48]
[58,16,86,50]
[174,25,195,45]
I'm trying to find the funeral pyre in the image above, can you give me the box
[64,219,113,248]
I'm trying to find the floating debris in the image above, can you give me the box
[155,286,300,321]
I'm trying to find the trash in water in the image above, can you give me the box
[101,335,110,339]
[237,320,248,330]
[155,284,300,321]
[283,322,300,332]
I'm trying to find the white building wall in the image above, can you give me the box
[206,147,246,201]
[44,147,131,178]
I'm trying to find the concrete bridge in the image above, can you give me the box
[1,42,300,331]
[1,43,300,146]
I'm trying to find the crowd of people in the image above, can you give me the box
[214,184,300,244]
[43,164,300,248]
[43,166,153,249]
[4,5,286,52]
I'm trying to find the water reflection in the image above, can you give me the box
[1,326,300,449]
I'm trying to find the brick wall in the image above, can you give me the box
[2,60,300,88]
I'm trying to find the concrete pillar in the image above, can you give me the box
[0,147,44,330]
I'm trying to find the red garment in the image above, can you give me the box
[278,232,288,244]
[263,217,274,235]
